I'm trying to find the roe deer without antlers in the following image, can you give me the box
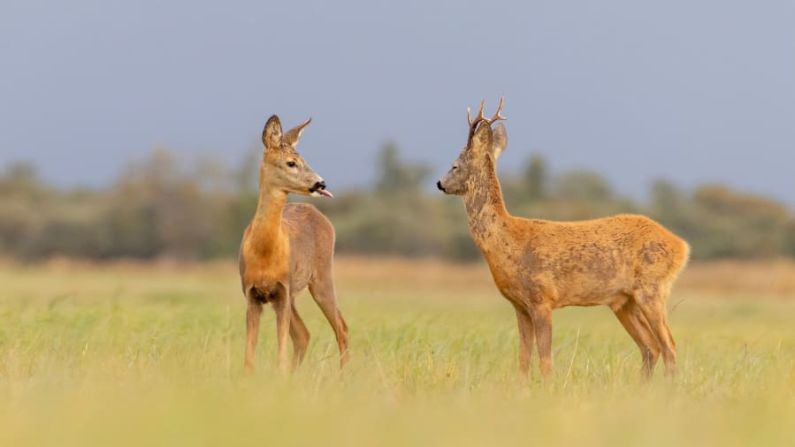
[240,115,348,372]
[437,98,689,379]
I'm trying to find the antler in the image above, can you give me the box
[466,97,507,139]
[487,96,506,125]
[467,100,487,129]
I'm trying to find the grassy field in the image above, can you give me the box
[1,258,794,446]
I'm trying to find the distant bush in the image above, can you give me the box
[2,144,795,261]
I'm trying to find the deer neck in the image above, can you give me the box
[464,156,509,249]
[249,182,288,253]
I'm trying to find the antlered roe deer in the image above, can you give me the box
[437,99,689,379]
[240,115,348,372]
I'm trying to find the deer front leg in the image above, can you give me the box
[512,303,535,377]
[272,289,292,373]
[530,305,553,378]
[244,297,263,373]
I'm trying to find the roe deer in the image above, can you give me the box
[240,115,348,372]
[437,98,689,379]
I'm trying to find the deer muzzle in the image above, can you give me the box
[309,180,333,198]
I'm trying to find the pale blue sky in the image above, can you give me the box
[1,0,794,203]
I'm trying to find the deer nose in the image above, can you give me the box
[311,180,326,192]
[436,180,445,192]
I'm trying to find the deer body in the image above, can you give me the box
[240,115,348,372]
[439,99,689,378]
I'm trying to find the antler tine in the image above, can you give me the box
[467,100,488,129]
[476,100,486,123]
[488,96,506,124]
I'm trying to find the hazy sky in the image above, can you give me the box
[2,0,794,203]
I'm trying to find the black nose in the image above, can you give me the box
[310,181,326,192]
[436,180,445,192]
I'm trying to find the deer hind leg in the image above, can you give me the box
[308,273,349,368]
[529,305,553,378]
[612,298,661,379]
[244,291,264,373]
[634,288,677,377]
[512,303,535,377]
[289,299,311,369]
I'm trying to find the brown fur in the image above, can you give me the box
[239,115,348,372]
[438,100,689,379]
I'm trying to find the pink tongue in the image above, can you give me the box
[318,189,334,198]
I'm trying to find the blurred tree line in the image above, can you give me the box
[2,144,795,261]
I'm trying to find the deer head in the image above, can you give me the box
[437,97,508,195]
[260,115,332,198]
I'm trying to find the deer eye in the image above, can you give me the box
[452,165,459,171]
[286,161,297,168]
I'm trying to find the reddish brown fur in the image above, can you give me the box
[439,100,689,379]
[239,115,348,372]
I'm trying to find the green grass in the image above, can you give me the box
[1,261,794,446]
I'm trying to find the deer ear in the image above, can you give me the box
[262,115,283,149]
[283,118,312,148]
[492,124,508,159]
[471,122,493,153]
